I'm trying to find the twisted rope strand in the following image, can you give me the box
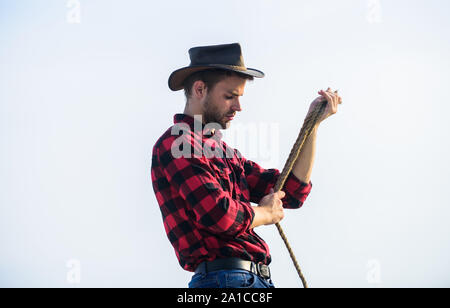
[273,99,327,288]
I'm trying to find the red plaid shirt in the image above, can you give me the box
[151,113,313,272]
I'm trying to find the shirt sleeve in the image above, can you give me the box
[240,154,313,209]
[156,146,255,237]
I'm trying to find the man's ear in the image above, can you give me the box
[192,80,207,99]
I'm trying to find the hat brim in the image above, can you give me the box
[168,65,265,91]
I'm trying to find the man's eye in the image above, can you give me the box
[225,96,233,100]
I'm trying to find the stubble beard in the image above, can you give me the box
[203,95,229,129]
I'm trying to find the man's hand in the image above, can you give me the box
[306,87,342,125]
[250,188,286,229]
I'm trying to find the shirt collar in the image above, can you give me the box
[173,113,222,139]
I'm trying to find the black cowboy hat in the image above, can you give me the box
[168,43,265,91]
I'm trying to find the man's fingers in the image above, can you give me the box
[325,89,339,105]
[319,88,342,106]
[269,188,285,199]
[320,90,332,102]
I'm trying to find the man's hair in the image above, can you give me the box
[182,69,254,101]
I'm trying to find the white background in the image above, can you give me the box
[1,0,449,287]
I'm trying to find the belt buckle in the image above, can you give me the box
[256,263,271,279]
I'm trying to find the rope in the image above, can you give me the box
[272,99,328,288]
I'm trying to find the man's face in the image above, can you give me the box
[202,75,247,129]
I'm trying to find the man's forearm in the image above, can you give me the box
[249,206,269,229]
[249,124,318,230]
[291,124,318,183]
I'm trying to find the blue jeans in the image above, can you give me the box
[188,269,275,288]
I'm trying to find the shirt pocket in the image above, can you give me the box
[233,165,250,203]
[209,159,234,193]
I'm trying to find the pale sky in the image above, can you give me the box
[1,0,450,287]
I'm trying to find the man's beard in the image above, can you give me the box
[203,96,232,129]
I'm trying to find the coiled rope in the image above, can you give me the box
[272,99,328,288]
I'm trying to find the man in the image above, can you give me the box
[151,43,341,288]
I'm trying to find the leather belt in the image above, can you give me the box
[195,258,271,280]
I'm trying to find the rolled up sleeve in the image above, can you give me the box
[241,156,312,209]
[281,172,313,209]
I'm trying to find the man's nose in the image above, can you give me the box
[232,98,242,112]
